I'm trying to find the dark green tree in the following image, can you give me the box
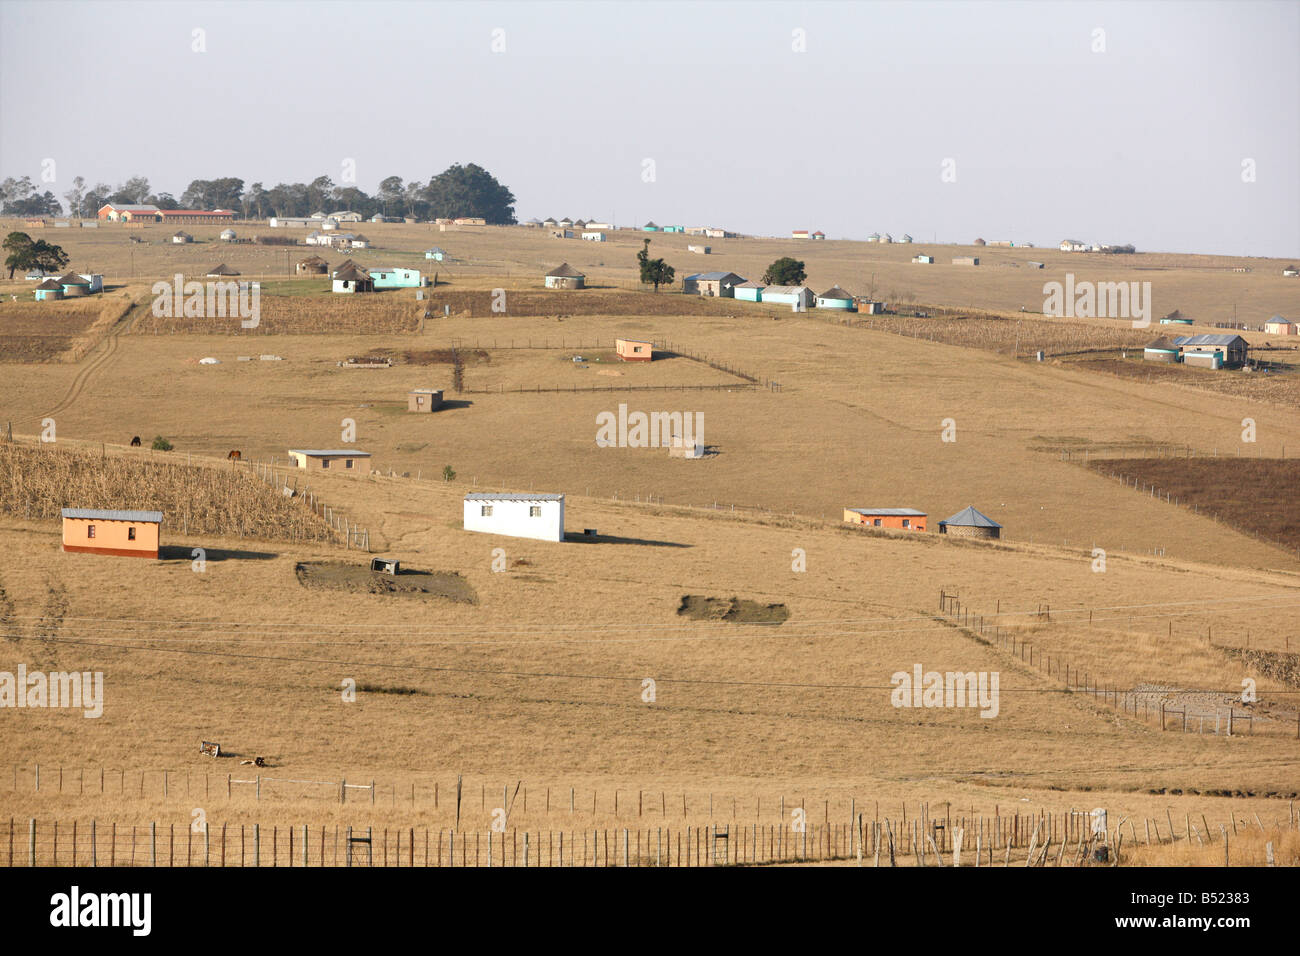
[762,257,806,286]
[3,232,69,278]
[421,163,516,224]
[636,238,675,292]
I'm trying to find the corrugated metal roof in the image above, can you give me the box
[761,285,810,295]
[288,449,372,457]
[939,506,1002,528]
[848,508,927,516]
[62,508,163,523]
[685,271,744,281]
[465,493,564,501]
[1172,334,1246,347]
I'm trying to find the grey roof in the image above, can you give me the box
[939,506,1002,528]
[409,387,442,394]
[686,271,744,281]
[288,449,372,457]
[760,285,810,295]
[848,508,927,516]
[107,203,159,212]
[465,493,564,501]
[62,508,163,523]
[734,281,764,289]
[1172,334,1247,347]
[332,263,370,281]
[546,262,585,278]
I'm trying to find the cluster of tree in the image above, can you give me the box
[637,238,675,292]
[0,163,518,224]
[2,231,70,279]
[1100,244,1137,254]
[762,257,806,285]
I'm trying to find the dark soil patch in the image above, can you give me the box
[400,348,491,366]
[295,561,477,603]
[677,594,789,624]
[1086,457,1300,552]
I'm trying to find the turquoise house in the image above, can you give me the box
[642,221,660,232]
[815,286,856,310]
[733,281,764,302]
[662,225,684,233]
[369,267,424,289]
[34,278,64,301]
[760,285,814,309]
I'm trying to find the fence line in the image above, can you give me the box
[10,804,1295,866]
[936,589,1300,739]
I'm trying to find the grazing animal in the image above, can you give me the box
[129,436,141,447]
[227,449,242,461]
[240,756,267,767]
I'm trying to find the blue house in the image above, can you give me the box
[759,285,814,309]
[733,281,764,302]
[815,286,856,311]
[369,267,424,289]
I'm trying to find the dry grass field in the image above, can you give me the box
[2,220,1298,865]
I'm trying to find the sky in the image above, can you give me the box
[1,0,1297,257]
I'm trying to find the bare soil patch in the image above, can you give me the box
[677,594,790,624]
[294,561,477,603]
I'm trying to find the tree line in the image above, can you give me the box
[0,163,517,224]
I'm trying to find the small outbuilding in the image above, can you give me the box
[296,255,329,275]
[287,449,373,474]
[464,492,565,543]
[206,264,240,277]
[424,247,447,261]
[759,285,814,309]
[952,256,980,266]
[34,278,64,301]
[682,271,744,297]
[332,263,373,293]
[816,286,856,310]
[57,272,92,296]
[615,339,654,362]
[912,255,934,264]
[407,388,443,412]
[1263,315,1296,335]
[544,263,586,289]
[938,506,1002,539]
[844,508,927,531]
[172,231,193,244]
[61,507,162,558]
[220,228,237,241]
[1142,337,1181,363]
[733,281,764,302]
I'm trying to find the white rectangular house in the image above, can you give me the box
[463,493,565,542]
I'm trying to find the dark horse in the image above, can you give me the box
[129,436,141,447]
[228,450,242,461]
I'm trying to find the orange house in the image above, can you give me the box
[843,508,927,531]
[615,339,654,362]
[61,508,162,558]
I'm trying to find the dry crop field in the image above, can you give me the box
[2,223,1299,866]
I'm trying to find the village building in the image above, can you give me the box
[158,209,235,224]
[900,234,913,243]
[541,217,558,228]
[34,278,64,301]
[172,231,193,244]
[791,229,810,240]
[1173,334,1248,369]
[816,286,856,310]
[219,228,237,242]
[938,506,1002,539]
[463,493,565,543]
[812,231,826,240]
[424,247,447,261]
[57,272,92,297]
[407,388,443,412]
[1059,239,1088,252]
[669,433,704,459]
[912,255,934,264]
[287,449,373,474]
[331,262,373,293]
[557,217,574,229]
[843,508,927,531]
[952,256,980,266]
[581,231,606,242]
[296,255,328,275]
[585,222,613,231]
[758,285,814,309]
[350,234,371,249]
[857,300,885,314]
[61,508,162,558]
[544,263,585,289]
[1159,309,1193,326]
[1283,265,1298,277]
[206,264,239,277]
[1142,337,1182,363]
[1263,315,1296,335]
[328,210,364,223]
[866,233,881,243]
[642,221,660,232]
[733,281,764,302]
[369,267,423,289]
[682,271,744,297]
[96,203,161,222]
[615,339,654,362]
[687,244,711,255]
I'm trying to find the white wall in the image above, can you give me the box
[463,498,564,542]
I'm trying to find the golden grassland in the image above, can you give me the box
[2,224,1299,861]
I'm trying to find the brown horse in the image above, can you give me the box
[129,436,141,447]
[228,450,242,461]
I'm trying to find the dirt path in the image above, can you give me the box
[19,299,140,426]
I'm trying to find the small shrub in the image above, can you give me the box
[151,436,173,451]
[442,464,456,482]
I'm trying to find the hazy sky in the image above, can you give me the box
[2,0,1297,256]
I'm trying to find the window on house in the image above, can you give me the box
[530,506,542,517]
[87,525,96,538]
[345,460,353,469]
[481,505,493,517]
[902,519,910,528]
[128,527,136,540]
[322,459,329,468]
